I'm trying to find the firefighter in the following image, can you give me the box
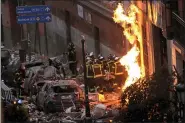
[102,54,116,90]
[92,58,103,78]
[14,63,25,97]
[86,54,91,62]
[113,56,125,91]
[86,57,95,89]
[67,42,77,76]
[19,63,26,79]
[97,54,107,77]
[89,52,95,61]
[86,57,94,79]
[107,54,116,74]
[53,58,66,78]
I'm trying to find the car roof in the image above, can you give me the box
[29,66,42,72]
[48,80,79,87]
[38,80,53,83]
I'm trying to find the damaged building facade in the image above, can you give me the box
[1,0,185,77]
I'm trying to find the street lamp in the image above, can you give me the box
[81,38,92,122]
[175,83,185,122]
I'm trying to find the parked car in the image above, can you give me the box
[26,65,60,96]
[1,47,11,67]
[24,66,42,95]
[36,79,83,113]
[31,80,49,95]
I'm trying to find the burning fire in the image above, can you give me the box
[113,3,145,91]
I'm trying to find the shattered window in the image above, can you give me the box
[37,82,45,87]
[52,85,75,93]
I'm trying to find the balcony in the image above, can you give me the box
[177,11,185,21]
[98,0,121,10]
[86,0,121,11]
[172,12,185,48]
[77,0,120,20]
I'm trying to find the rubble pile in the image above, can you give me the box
[2,45,123,123]
[26,101,120,123]
[28,103,81,123]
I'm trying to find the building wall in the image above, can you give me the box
[24,0,125,58]
[23,0,158,74]
[165,0,185,79]
[1,0,21,49]
[135,1,155,75]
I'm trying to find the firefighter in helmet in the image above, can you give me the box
[98,54,107,76]
[89,52,95,61]
[107,54,116,74]
[92,58,103,78]
[86,56,94,79]
[113,56,124,91]
[14,63,26,97]
[113,56,123,73]
[67,42,77,76]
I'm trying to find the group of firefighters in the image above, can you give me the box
[84,52,125,92]
[66,42,125,79]
[13,42,125,96]
[63,42,126,92]
[85,52,124,78]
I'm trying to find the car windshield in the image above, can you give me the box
[52,85,75,93]
[37,82,45,87]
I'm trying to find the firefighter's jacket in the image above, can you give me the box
[86,62,103,78]
[107,60,115,74]
[107,60,124,75]
[114,61,124,75]
[100,60,107,75]
[68,50,76,61]
[86,63,94,78]
[92,63,103,78]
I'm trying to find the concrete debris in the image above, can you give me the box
[26,100,118,123]
[92,104,107,119]
[2,50,121,123]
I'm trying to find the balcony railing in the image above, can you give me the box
[173,11,185,21]
[172,12,185,48]
[95,0,122,10]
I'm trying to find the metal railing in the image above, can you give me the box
[172,12,185,48]
[174,11,185,21]
[95,0,121,10]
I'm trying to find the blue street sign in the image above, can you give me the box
[16,5,51,14]
[17,14,52,24]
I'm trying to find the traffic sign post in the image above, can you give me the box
[16,5,52,56]
[17,14,52,24]
[16,5,51,14]
[16,5,52,24]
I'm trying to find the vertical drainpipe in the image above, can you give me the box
[93,26,100,57]
[164,1,175,103]
[41,0,49,56]
[65,10,71,45]
[165,2,173,73]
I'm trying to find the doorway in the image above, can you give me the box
[1,14,4,44]
[94,26,100,56]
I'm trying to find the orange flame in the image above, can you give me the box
[113,3,145,91]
